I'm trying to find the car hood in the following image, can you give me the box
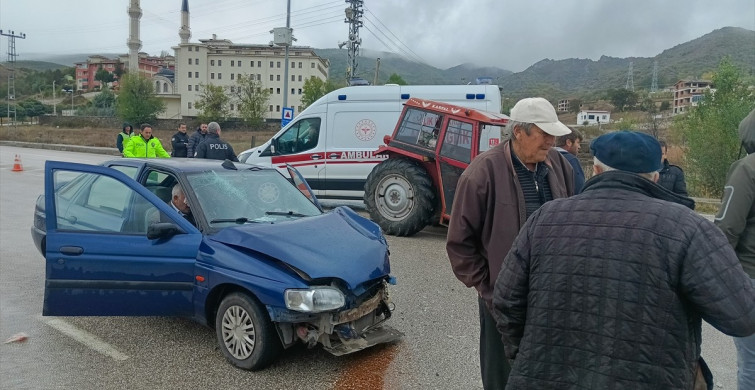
[209,207,390,289]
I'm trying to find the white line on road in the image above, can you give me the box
[40,316,129,361]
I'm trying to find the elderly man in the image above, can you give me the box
[195,122,238,161]
[168,184,195,226]
[493,131,755,389]
[716,108,755,390]
[447,97,574,389]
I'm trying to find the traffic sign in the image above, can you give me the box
[281,107,294,127]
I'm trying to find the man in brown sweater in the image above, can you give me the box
[447,97,574,389]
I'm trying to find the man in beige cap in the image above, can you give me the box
[447,97,574,389]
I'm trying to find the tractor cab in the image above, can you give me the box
[364,98,509,236]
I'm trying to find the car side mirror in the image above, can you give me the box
[270,138,277,154]
[147,222,184,240]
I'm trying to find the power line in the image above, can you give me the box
[363,7,424,64]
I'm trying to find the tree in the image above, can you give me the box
[233,75,270,127]
[301,77,336,108]
[83,89,117,116]
[671,57,755,196]
[18,99,48,120]
[95,66,115,90]
[386,73,407,85]
[606,88,639,111]
[194,83,230,123]
[115,73,165,125]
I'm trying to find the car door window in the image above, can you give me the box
[54,171,158,234]
[109,165,139,179]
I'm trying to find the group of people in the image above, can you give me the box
[447,97,755,389]
[116,121,238,161]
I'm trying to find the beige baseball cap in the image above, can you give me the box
[510,97,571,136]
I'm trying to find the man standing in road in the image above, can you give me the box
[116,122,133,156]
[123,124,171,158]
[716,108,755,390]
[187,123,208,158]
[556,128,585,193]
[171,123,190,157]
[195,122,238,161]
[446,97,574,389]
[493,131,754,389]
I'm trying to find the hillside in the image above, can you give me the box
[499,27,755,99]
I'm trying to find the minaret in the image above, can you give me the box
[179,0,191,44]
[127,0,142,73]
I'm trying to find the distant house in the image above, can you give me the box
[672,79,712,115]
[475,77,494,85]
[558,99,570,112]
[577,110,610,125]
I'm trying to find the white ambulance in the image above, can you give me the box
[238,84,502,200]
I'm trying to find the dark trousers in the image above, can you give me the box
[479,297,511,389]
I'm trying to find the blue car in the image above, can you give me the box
[32,158,402,370]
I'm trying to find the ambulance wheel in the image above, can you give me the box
[365,159,436,236]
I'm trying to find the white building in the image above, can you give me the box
[577,110,610,126]
[170,36,329,120]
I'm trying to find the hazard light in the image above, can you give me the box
[383,135,392,145]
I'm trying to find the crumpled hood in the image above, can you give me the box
[739,108,755,154]
[209,207,390,289]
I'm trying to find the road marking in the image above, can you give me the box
[40,317,129,361]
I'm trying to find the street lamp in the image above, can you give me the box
[52,80,56,115]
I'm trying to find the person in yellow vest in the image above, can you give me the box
[116,122,133,156]
[123,123,171,158]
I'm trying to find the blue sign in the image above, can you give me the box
[281,107,294,127]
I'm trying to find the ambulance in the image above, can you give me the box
[238,84,502,200]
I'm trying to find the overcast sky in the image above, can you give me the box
[0,0,753,73]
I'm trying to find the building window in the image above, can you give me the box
[298,88,302,94]
[291,75,295,82]
[188,46,192,51]
[218,60,222,66]
[231,61,234,67]
[188,72,192,78]
[195,72,199,78]
[257,74,261,81]
[231,73,235,80]
[155,81,160,92]
[311,63,315,68]
[163,84,168,93]
[218,73,222,79]
[188,85,192,91]
[298,62,303,68]
[269,61,274,67]
[276,105,280,112]
[269,105,273,112]
[270,74,274,81]
[291,88,295,95]
[188,58,192,65]
[238,60,242,66]
[298,75,302,82]
[195,84,199,91]
[211,73,215,79]
[276,88,280,94]
[269,88,273,93]
[195,58,199,65]
[277,61,281,68]
[211,60,215,66]
[291,62,295,68]
[230,86,235,93]
[251,61,255,67]
[276,75,281,81]
[188,102,192,109]
[230,104,234,110]
[257,61,262,67]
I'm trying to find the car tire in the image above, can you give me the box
[215,292,282,371]
[364,158,436,236]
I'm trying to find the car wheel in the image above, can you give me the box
[364,158,436,236]
[215,292,282,371]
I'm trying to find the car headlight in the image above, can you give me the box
[285,287,345,313]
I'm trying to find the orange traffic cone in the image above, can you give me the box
[12,154,23,172]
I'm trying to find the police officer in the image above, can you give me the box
[195,122,238,161]
[171,122,190,157]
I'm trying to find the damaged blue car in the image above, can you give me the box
[32,158,402,370]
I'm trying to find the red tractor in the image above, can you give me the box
[364,98,509,236]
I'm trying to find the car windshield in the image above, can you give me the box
[185,169,322,227]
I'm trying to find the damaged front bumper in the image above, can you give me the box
[270,282,404,355]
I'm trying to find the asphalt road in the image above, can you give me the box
[0,145,740,389]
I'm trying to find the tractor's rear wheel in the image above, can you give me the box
[364,159,436,236]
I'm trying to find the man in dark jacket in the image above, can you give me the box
[195,122,238,161]
[658,140,689,196]
[170,123,190,157]
[556,128,585,193]
[716,108,755,390]
[186,123,208,158]
[447,97,574,389]
[493,131,755,390]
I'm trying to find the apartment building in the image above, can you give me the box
[672,79,712,115]
[75,54,175,92]
[171,35,329,120]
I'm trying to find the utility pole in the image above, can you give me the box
[650,61,659,93]
[625,61,634,92]
[340,0,364,84]
[52,80,56,115]
[374,57,380,85]
[271,0,294,113]
[0,29,26,125]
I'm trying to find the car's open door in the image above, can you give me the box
[286,163,323,211]
[43,161,202,317]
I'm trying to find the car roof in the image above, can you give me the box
[104,158,275,174]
